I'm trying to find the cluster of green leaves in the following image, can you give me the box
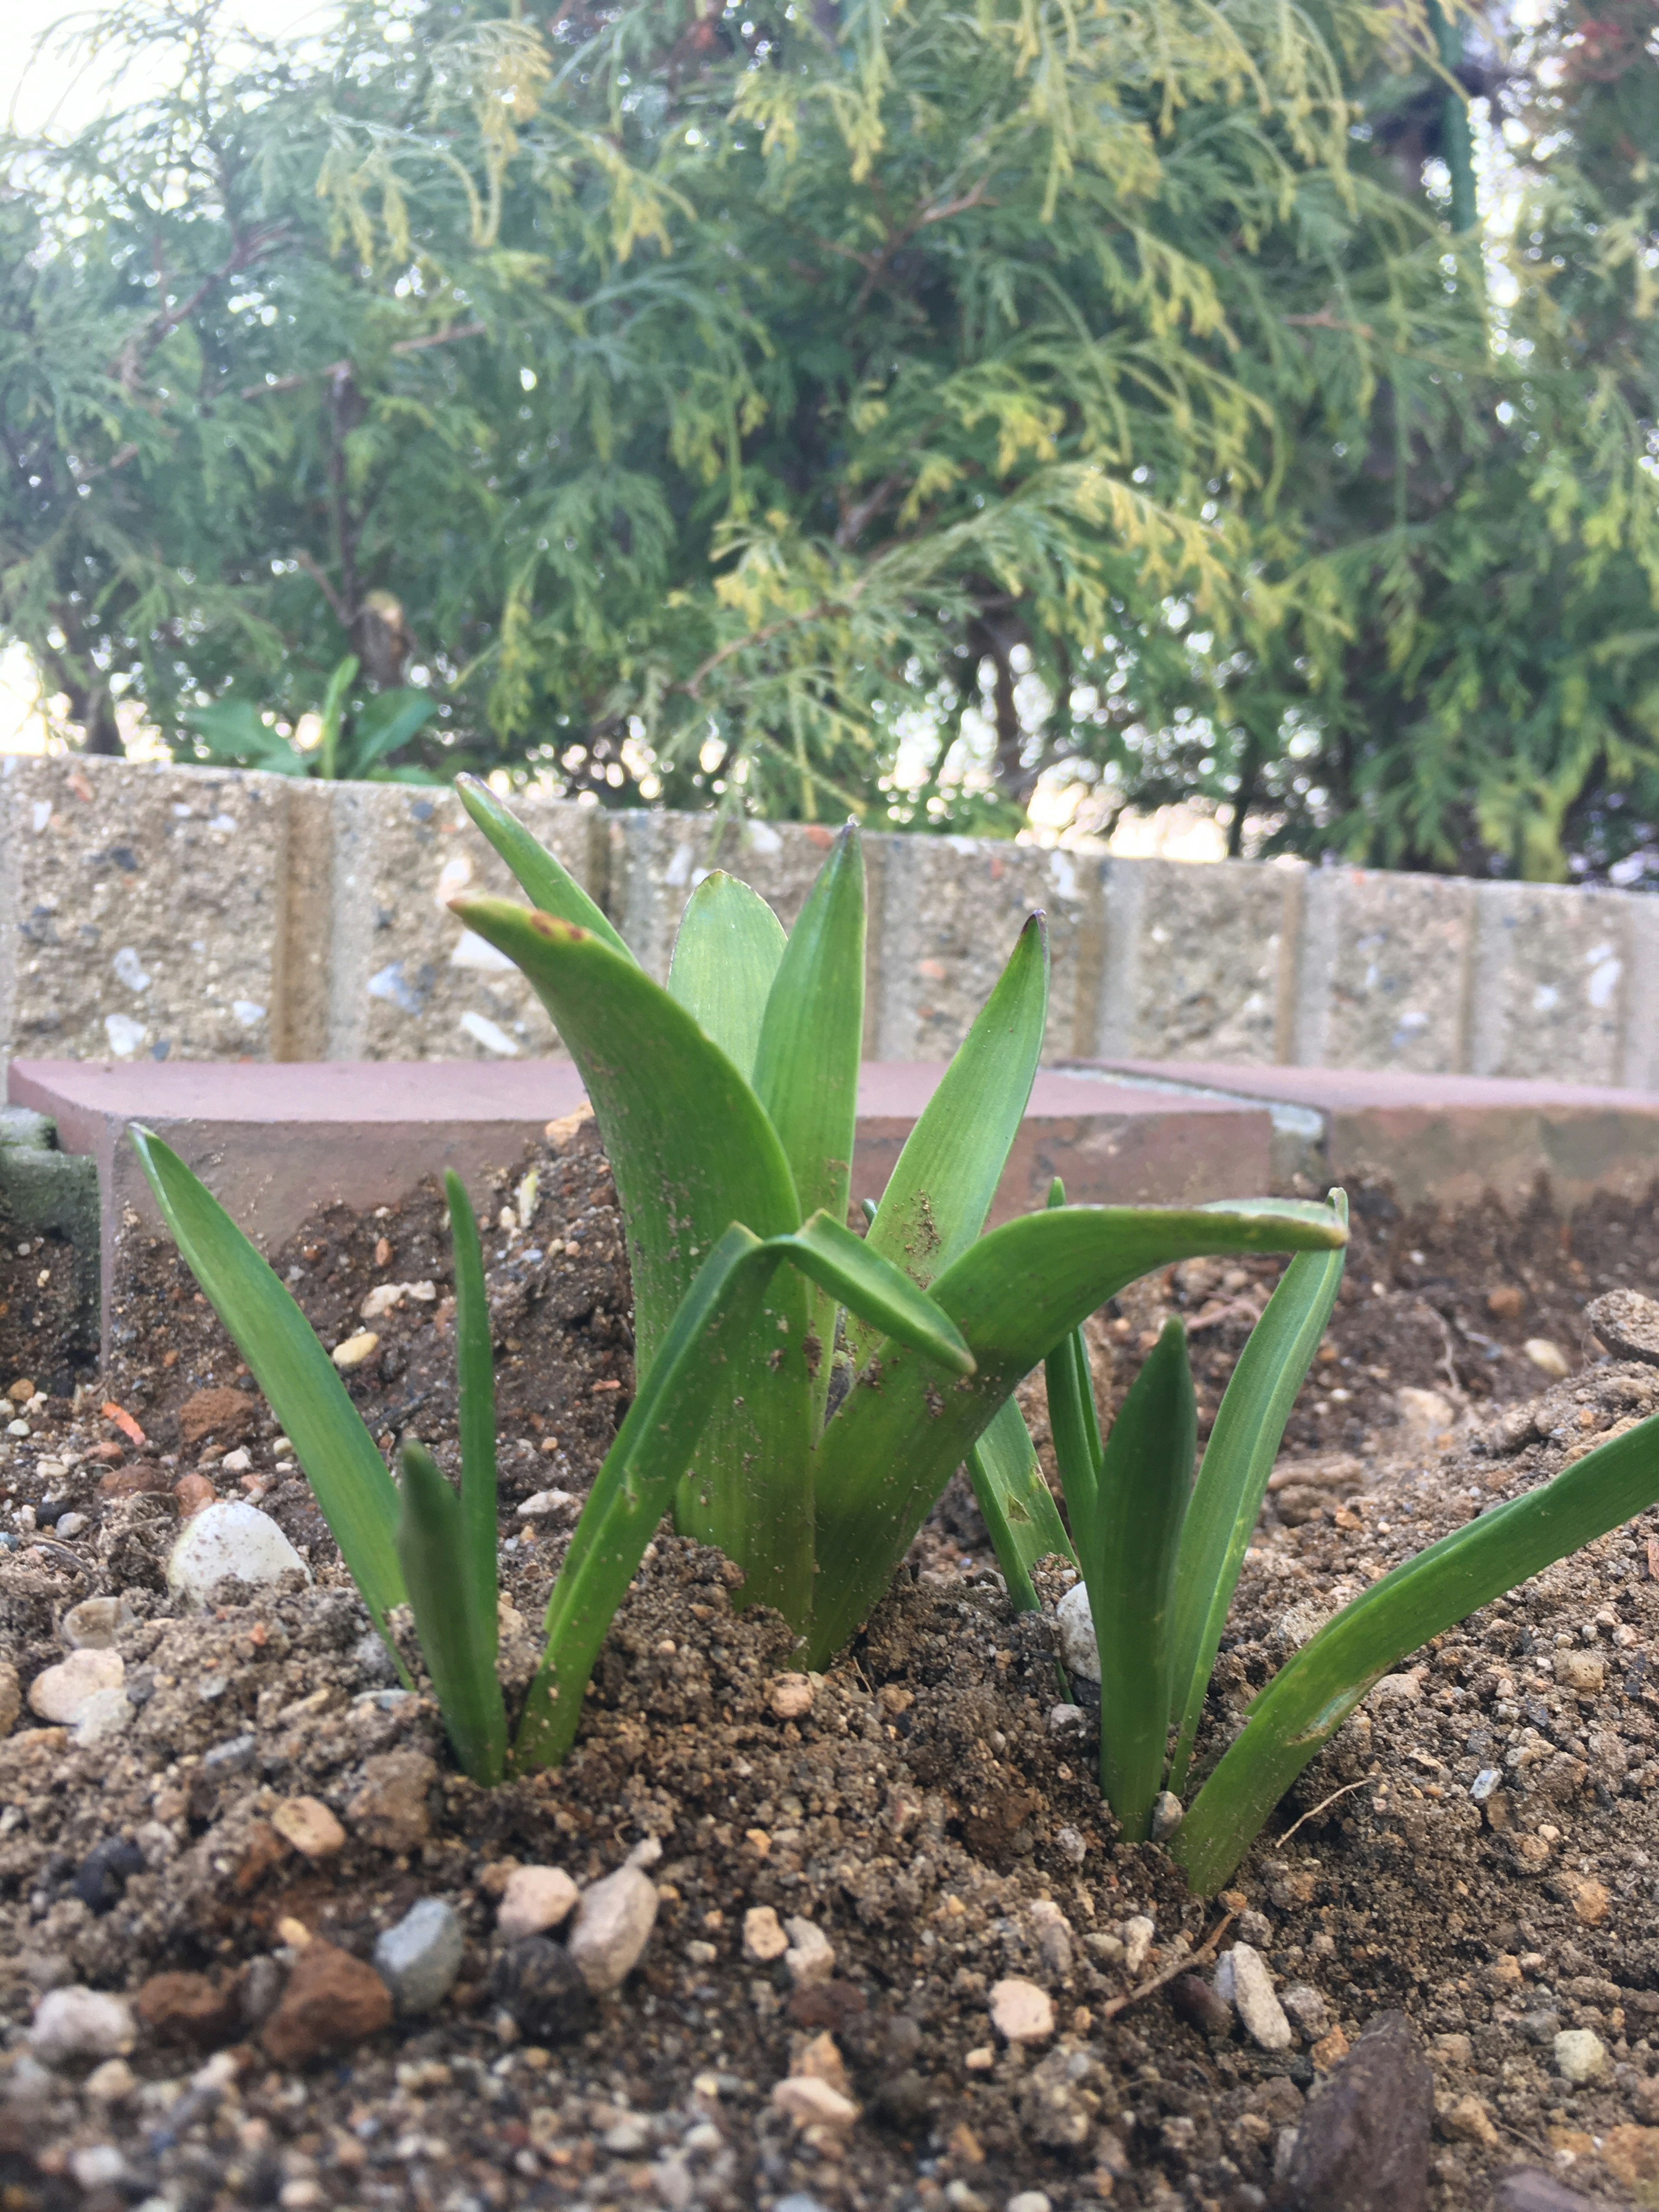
[134,786,1659,1883]
[179,654,440,780]
[17,0,1646,877]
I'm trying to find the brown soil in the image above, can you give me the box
[2,1140,1659,2212]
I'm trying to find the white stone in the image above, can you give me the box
[1525,1339,1572,1380]
[769,1672,815,1719]
[29,1987,136,2065]
[989,1978,1054,2043]
[783,1916,835,1987]
[374,1898,464,2014]
[167,1500,311,1608]
[743,1906,789,1964]
[1008,2196,1053,2212]
[271,1797,346,1859]
[1055,1582,1100,1681]
[515,1489,576,1519]
[1554,2028,1608,2085]
[568,1866,659,1993]
[27,1647,123,1723]
[69,2146,127,2191]
[1367,1670,1425,1710]
[1395,1386,1455,1442]
[220,1448,252,1474]
[60,1597,132,1650]
[73,1688,134,1746]
[331,1330,380,1370]
[54,1513,88,1538]
[1226,1944,1293,2051]
[1122,1915,1156,1976]
[770,2075,859,2128]
[497,1865,579,1940]
[360,1281,437,1321]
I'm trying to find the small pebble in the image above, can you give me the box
[261,1939,393,2066]
[0,1661,19,1735]
[271,1797,346,1860]
[1149,1792,1183,1842]
[60,1597,131,1651]
[1054,1583,1100,1681]
[497,1865,579,1941]
[84,2059,136,2104]
[568,1866,660,1993]
[54,1512,88,1538]
[516,1489,576,1519]
[1220,1943,1292,2051]
[1168,1972,1234,2037]
[219,1448,252,1473]
[72,1688,134,1746]
[1007,2195,1053,2212]
[1281,1983,1330,2039]
[1554,2028,1608,2085]
[1122,1915,1156,1976]
[743,1905,789,1964]
[68,2148,126,2192]
[1554,1649,1605,1696]
[28,1647,123,1724]
[771,2076,859,2127]
[1046,1703,1087,1737]
[769,1672,814,1719]
[783,1916,835,1987]
[29,1986,136,2064]
[72,1838,145,1914]
[988,1978,1054,2044]
[489,1937,595,2044]
[167,1500,311,1607]
[373,1899,465,2014]
[331,1330,380,1370]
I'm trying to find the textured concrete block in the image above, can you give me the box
[1468,882,1631,1086]
[0,755,289,1065]
[1097,858,1299,1065]
[1300,867,1477,1072]
[323,782,607,1062]
[872,836,1094,1063]
[0,1104,100,1356]
[1092,1058,1659,1213]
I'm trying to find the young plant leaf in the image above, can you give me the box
[1175,1412,1659,1894]
[397,1440,507,1786]
[445,1171,498,1661]
[1166,1192,1348,1794]
[1042,1175,1105,1557]
[806,1200,1348,1668]
[450,897,816,1622]
[775,1211,974,1373]
[667,872,787,1082]
[454,774,634,963]
[753,825,866,1429]
[1087,1317,1196,1839]
[845,911,1048,1371]
[128,1127,406,1640]
[967,1397,1076,1611]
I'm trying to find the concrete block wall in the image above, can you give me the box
[3,751,1657,1086]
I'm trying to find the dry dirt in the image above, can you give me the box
[1,1126,1658,2212]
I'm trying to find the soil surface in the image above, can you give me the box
[2,1126,1659,2212]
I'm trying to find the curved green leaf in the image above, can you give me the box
[1088,1317,1196,1839]
[775,1210,973,1375]
[1176,1411,1659,1894]
[128,1126,405,1632]
[450,896,815,1621]
[806,1201,1348,1667]
[456,774,634,962]
[1166,1192,1348,1795]
[967,1397,1076,1612]
[667,870,787,1081]
[754,826,866,1428]
[843,908,1048,1371]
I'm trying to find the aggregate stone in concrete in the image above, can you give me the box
[1471,880,1633,1087]
[1102,855,1297,1067]
[1302,865,1478,1076]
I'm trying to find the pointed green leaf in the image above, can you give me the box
[1166,1192,1348,1795]
[667,871,787,1082]
[754,826,867,1429]
[517,1223,784,1771]
[398,1440,507,1786]
[967,1397,1076,1612]
[846,912,1047,1373]
[128,1126,405,1631]
[1176,1409,1659,1894]
[773,1210,973,1375]
[455,774,634,962]
[445,1171,499,1659]
[451,898,815,1621]
[1088,1317,1196,1839]
[805,1200,1348,1669]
